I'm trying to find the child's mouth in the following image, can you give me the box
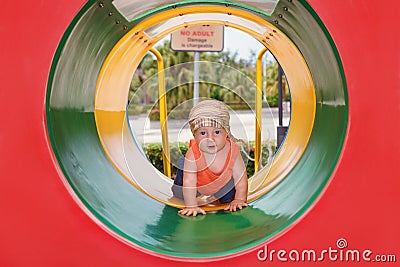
[207,145,216,150]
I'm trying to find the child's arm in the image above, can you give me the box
[178,149,206,216]
[225,155,248,212]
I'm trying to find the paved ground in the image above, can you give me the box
[129,107,290,144]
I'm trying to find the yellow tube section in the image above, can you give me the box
[149,47,171,178]
[94,5,316,209]
[255,47,267,173]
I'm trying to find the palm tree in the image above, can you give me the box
[130,39,280,112]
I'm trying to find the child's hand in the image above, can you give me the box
[224,199,248,212]
[178,207,206,216]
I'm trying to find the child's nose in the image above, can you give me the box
[207,136,215,142]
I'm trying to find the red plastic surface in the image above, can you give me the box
[1,0,399,266]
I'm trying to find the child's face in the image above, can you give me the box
[194,126,228,154]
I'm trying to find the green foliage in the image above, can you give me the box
[143,142,189,178]
[265,62,290,104]
[243,141,277,177]
[266,94,279,107]
[129,40,290,115]
[144,143,164,171]
[142,141,276,178]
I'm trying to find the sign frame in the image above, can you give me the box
[170,24,225,52]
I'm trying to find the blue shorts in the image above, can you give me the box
[171,156,236,203]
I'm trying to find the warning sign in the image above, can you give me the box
[171,24,224,52]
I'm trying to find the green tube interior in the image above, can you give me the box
[46,0,347,258]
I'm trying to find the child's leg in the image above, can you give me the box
[214,178,236,203]
[171,156,185,199]
[171,155,201,199]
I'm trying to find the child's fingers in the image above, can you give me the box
[225,204,235,212]
[225,204,235,211]
[178,209,187,215]
[178,209,191,216]
[178,208,206,216]
[236,203,248,210]
[225,202,248,212]
[194,208,206,216]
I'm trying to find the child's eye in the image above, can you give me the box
[200,131,206,136]
[215,130,220,135]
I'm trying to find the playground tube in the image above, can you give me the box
[46,0,346,258]
[6,0,400,266]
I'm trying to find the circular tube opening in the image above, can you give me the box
[95,5,315,208]
[46,0,347,259]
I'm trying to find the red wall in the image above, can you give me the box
[1,1,399,266]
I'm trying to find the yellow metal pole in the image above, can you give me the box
[255,47,267,173]
[149,47,171,178]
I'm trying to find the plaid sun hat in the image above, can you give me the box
[188,99,231,135]
[190,117,224,133]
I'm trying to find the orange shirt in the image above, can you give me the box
[189,138,240,196]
